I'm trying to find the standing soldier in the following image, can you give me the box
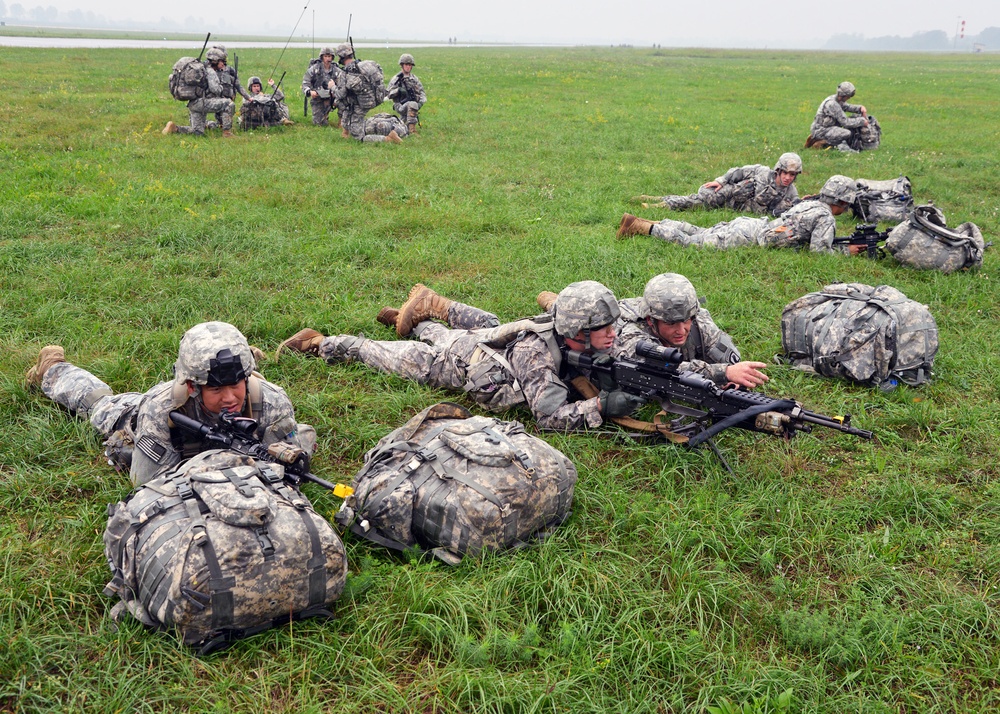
[162,47,235,137]
[334,44,401,144]
[636,153,803,216]
[387,53,426,135]
[301,46,342,127]
[807,82,871,152]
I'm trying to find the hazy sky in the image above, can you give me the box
[17,0,999,47]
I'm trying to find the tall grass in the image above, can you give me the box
[1,46,998,712]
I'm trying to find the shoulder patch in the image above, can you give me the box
[135,435,169,464]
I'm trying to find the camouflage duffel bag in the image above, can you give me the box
[103,449,347,654]
[885,204,986,273]
[780,283,938,390]
[335,402,577,565]
[852,175,912,224]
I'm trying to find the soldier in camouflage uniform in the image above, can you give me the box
[240,76,294,128]
[334,44,401,144]
[301,47,342,127]
[25,322,314,486]
[205,44,252,132]
[617,175,857,254]
[387,53,426,134]
[364,113,409,139]
[637,153,802,216]
[162,47,235,137]
[808,82,870,152]
[277,282,644,431]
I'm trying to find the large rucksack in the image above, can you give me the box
[335,402,577,565]
[103,449,347,654]
[885,204,986,273]
[169,57,207,101]
[852,176,913,224]
[354,59,388,111]
[239,96,281,129]
[853,115,881,151]
[780,283,938,390]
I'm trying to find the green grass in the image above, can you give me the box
[1,46,999,713]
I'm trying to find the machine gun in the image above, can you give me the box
[569,339,873,458]
[833,223,889,259]
[169,410,348,494]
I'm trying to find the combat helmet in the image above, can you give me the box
[552,281,620,344]
[320,46,336,58]
[247,76,262,91]
[336,43,354,59]
[818,175,857,206]
[836,81,856,98]
[642,273,699,324]
[205,47,227,63]
[774,152,803,175]
[171,321,257,407]
[399,53,416,66]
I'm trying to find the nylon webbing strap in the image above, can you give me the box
[219,467,256,498]
[297,510,328,607]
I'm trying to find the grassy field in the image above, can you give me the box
[1,45,999,713]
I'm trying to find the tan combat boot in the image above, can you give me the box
[536,291,558,313]
[341,127,350,139]
[616,213,655,239]
[280,118,295,126]
[395,284,454,338]
[386,130,403,144]
[162,121,178,135]
[275,328,326,360]
[249,346,266,365]
[407,111,419,134]
[376,308,399,329]
[222,129,234,138]
[25,345,66,388]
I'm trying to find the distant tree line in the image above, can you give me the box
[826,27,1000,51]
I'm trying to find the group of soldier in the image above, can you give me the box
[615,81,877,255]
[163,43,426,143]
[26,271,765,488]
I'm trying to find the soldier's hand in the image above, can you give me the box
[702,181,722,191]
[310,90,318,98]
[599,390,645,419]
[268,78,276,87]
[849,244,865,256]
[591,353,617,392]
[724,361,769,389]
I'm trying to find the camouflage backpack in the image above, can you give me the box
[364,112,408,138]
[335,403,577,565]
[852,176,913,224]
[780,283,938,390]
[103,449,347,654]
[885,204,986,274]
[353,59,388,111]
[853,115,881,151]
[169,57,208,101]
[239,96,280,129]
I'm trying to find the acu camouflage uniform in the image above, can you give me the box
[39,350,311,487]
[810,94,867,146]
[318,303,605,431]
[364,113,408,139]
[387,71,426,126]
[335,62,391,143]
[660,164,798,216]
[650,199,841,254]
[175,62,234,135]
[301,57,342,126]
[206,62,252,131]
[613,299,740,385]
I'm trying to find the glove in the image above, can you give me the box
[599,390,645,419]
[591,353,617,392]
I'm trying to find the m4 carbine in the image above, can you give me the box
[833,223,890,259]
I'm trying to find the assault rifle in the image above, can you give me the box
[169,410,345,493]
[833,223,889,259]
[196,32,211,62]
[393,72,414,103]
[569,339,873,456]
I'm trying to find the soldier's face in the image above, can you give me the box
[566,324,616,352]
[322,54,333,66]
[402,63,413,73]
[651,318,692,347]
[776,170,797,187]
[830,203,848,216]
[251,84,262,94]
[195,380,247,415]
